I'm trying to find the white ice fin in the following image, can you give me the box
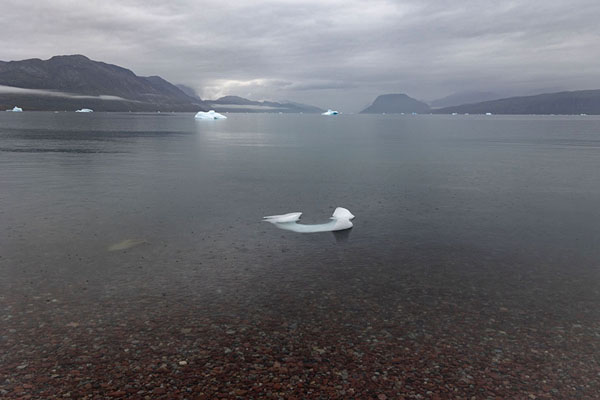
[263,207,354,233]
[195,110,227,120]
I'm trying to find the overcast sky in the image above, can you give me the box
[1,0,599,111]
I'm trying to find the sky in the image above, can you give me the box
[1,0,599,112]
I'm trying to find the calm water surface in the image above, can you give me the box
[2,112,600,300]
[1,112,599,396]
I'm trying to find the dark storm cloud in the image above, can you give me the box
[1,0,599,111]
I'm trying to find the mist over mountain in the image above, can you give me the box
[360,94,430,114]
[434,90,600,115]
[207,95,324,113]
[176,84,202,101]
[0,55,325,113]
[0,55,205,111]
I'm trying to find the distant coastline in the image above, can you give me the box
[2,55,600,114]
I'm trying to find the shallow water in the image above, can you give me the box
[2,112,600,397]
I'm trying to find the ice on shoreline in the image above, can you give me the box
[322,109,339,115]
[263,207,355,233]
[195,110,227,120]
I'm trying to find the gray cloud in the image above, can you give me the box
[1,0,599,111]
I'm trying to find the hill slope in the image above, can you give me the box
[434,90,600,115]
[429,91,502,108]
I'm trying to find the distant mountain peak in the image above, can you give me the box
[49,54,90,61]
[218,95,246,101]
[206,95,323,113]
[361,93,430,114]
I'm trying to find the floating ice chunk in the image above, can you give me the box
[6,106,23,112]
[485,112,493,116]
[75,108,93,113]
[322,109,339,115]
[263,212,303,223]
[263,207,354,233]
[331,207,355,220]
[195,110,227,120]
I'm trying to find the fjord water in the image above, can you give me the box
[2,112,599,396]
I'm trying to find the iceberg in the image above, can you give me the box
[321,109,339,115]
[195,110,227,120]
[485,112,493,116]
[75,108,93,113]
[263,207,355,233]
[6,106,23,112]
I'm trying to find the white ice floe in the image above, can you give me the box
[75,108,94,113]
[485,112,493,116]
[6,106,23,112]
[263,207,355,233]
[195,110,227,120]
[322,109,339,115]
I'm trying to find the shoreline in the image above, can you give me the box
[3,257,599,399]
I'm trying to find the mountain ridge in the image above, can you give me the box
[0,55,205,111]
[433,90,600,115]
[429,91,502,108]
[206,95,324,113]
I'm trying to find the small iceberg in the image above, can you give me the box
[485,112,493,116]
[76,108,93,113]
[6,106,23,112]
[263,207,355,233]
[195,110,227,120]
[322,109,339,115]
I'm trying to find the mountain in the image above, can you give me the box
[0,55,206,111]
[429,91,502,108]
[175,84,202,101]
[360,94,430,114]
[433,90,600,115]
[207,95,324,113]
